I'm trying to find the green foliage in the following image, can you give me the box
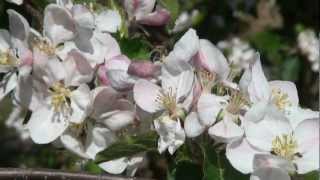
[174,161,203,180]
[118,37,151,60]
[281,57,301,81]
[160,0,180,21]
[95,132,158,163]
[84,160,104,174]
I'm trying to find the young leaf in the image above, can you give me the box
[94,132,158,163]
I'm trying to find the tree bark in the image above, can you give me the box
[0,168,152,180]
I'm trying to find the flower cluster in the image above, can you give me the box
[0,0,318,179]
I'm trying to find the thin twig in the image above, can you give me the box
[0,168,152,180]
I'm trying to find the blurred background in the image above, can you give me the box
[0,0,319,179]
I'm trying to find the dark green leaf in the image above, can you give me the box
[281,57,301,81]
[95,132,158,163]
[175,161,203,180]
[118,37,150,60]
[84,160,104,174]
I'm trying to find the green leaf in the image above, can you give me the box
[95,132,158,163]
[84,160,103,174]
[118,37,150,60]
[303,171,319,180]
[281,57,301,81]
[175,161,203,180]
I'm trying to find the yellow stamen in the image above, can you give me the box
[32,38,55,55]
[0,50,17,66]
[50,83,71,113]
[156,87,177,116]
[272,88,291,110]
[226,91,248,115]
[271,134,298,161]
[197,69,216,91]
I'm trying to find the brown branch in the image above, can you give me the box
[0,168,152,180]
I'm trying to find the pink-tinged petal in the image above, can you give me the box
[69,84,91,124]
[244,109,292,151]
[294,118,319,155]
[105,55,135,91]
[91,87,119,118]
[103,33,121,60]
[286,106,319,129]
[63,50,94,86]
[250,167,290,180]
[226,138,265,174]
[19,48,33,66]
[99,157,128,174]
[253,154,295,172]
[166,28,199,62]
[138,8,170,26]
[184,112,205,138]
[44,4,75,46]
[194,39,230,80]
[124,0,156,20]
[269,80,299,107]
[97,65,110,86]
[240,54,271,103]
[72,5,94,29]
[133,79,162,113]
[197,93,228,126]
[95,10,121,33]
[128,61,161,78]
[161,60,194,100]
[27,106,69,144]
[208,113,244,143]
[7,9,30,44]
[103,110,135,131]
[85,124,116,159]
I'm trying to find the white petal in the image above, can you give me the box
[60,129,90,159]
[91,87,119,118]
[294,149,319,174]
[71,5,94,29]
[99,157,128,174]
[7,9,30,45]
[63,50,94,86]
[85,124,116,159]
[208,113,244,143]
[244,101,269,123]
[27,107,69,144]
[184,112,205,138]
[0,73,17,101]
[44,4,75,46]
[102,103,135,131]
[286,106,319,129]
[133,79,162,113]
[166,28,199,62]
[161,60,194,101]
[197,93,228,126]
[6,0,23,5]
[294,118,319,155]
[95,10,121,33]
[69,84,91,123]
[226,138,265,174]
[0,29,11,51]
[250,167,290,180]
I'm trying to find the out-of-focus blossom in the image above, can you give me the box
[6,0,23,5]
[217,37,256,72]
[172,10,199,33]
[297,29,319,72]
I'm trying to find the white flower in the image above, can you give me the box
[217,37,256,72]
[154,115,186,154]
[227,105,319,176]
[172,10,199,33]
[99,154,145,176]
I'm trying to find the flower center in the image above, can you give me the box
[271,134,298,161]
[226,92,247,115]
[32,38,55,55]
[0,50,17,66]
[50,83,72,113]
[156,87,178,116]
[197,69,216,91]
[271,88,291,110]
